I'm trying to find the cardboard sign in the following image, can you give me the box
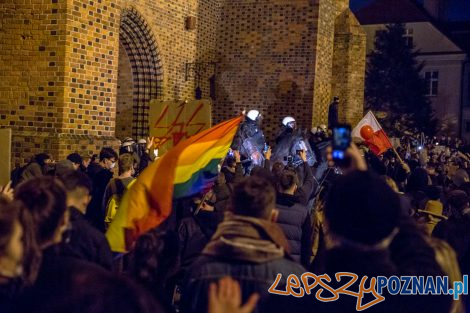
[148,100,212,155]
[0,128,11,186]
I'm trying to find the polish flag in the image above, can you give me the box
[352,111,392,155]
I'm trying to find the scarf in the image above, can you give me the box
[203,213,291,263]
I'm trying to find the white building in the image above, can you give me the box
[355,0,470,139]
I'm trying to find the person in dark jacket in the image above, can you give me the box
[178,189,223,274]
[275,116,296,145]
[213,173,232,212]
[58,170,113,270]
[182,176,307,313]
[86,147,118,232]
[277,149,314,206]
[231,110,266,169]
[17,250,162,313]
[384,156,409,190]
[433,190,470,277]
[0,200,26,313]
[16,176,161,313]
[327,96,339,129]
[275,168,312,267]
[129,229,179,313]
[17,153,52,185]
[221,150,244,185]
[404,167,431,216]
[66,153,83,171]
[318,153,452,313]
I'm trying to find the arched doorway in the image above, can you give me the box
[116,8,163,140]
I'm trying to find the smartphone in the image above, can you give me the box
[332,124,352,163]
[284,155,294,163]
[263,144,270,154]
[227,148,234,157]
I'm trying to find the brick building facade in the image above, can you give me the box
[0,0,365,165]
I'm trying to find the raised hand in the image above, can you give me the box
[208,277,259,313]
[0,181,14,202]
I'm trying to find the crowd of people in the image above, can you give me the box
[0,113,470,313]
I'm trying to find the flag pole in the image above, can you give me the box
[391,146,405,164]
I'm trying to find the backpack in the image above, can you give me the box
[105,178,135,227]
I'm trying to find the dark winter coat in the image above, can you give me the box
[59,207,113,270]
[86,167,113,232]
[314,217,452,313]
[17,247,161,313]
[275,193,312,267]
[314,256,451,313]
[294,161,315,206]
[433,214,470,277]
[178,211,223,271]
[0,279,21,313]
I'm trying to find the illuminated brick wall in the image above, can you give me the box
[0,0,221,163]
[213,0,320,141]
[213,0,364,141]
[0,0,364,165]
[331,9,366,127]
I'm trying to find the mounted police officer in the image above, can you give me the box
[232,110,266,170]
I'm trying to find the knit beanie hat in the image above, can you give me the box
[326,170,401,245]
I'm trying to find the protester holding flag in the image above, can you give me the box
[106,116,243,253]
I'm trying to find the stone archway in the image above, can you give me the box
[116,8,163,140]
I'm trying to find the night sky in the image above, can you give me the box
[350,0,470,21]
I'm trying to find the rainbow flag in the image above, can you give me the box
[106,116,242,252]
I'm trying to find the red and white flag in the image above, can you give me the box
[352,111,392,155]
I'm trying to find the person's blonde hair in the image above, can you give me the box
[119,153,135,175]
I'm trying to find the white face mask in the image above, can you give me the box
[109,162,116,170]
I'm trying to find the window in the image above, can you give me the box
[424,71,439,96]
[403,28,414,48]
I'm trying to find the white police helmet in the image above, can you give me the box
[121,141,134,152]
[122,137,135,144]
[282,116,296,127]
[246,110,260,121]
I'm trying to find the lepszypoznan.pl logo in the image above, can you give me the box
[268,273,468,311]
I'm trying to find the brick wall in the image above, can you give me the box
[0,0,68,163]
[120,0,221,101]
[0,0,221,164]
[213,0,364,140]
[312,0,336,127]
[116,42,134,140]
[331,9,366,126]
[0,0,366,165]
[63,0,121,138]
[0,0,122,163]
[213,0,322,141]
[115,0,221,138]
